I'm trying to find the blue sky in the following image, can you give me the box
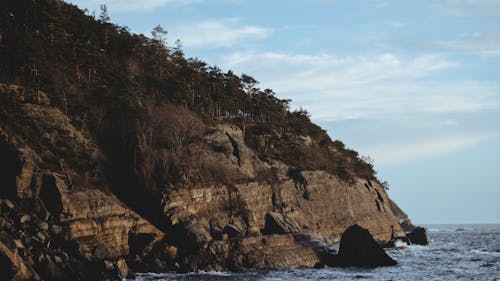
[67,0,500,224]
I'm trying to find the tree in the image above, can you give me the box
[151,24,167,46]
[99,4,110,23]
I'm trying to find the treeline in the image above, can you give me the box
[0,0,377,189]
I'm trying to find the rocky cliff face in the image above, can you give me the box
[0,81,410,278]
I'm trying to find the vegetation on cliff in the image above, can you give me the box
[0,2,413,279]
[1,1,375,172]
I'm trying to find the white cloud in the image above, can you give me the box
[170,19,271,48]
[366,133,496,165]
[221,52,500,120]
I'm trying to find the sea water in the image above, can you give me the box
[128,224,500,281]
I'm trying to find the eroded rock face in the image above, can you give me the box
[0,84,415,277]
[157,125,407,271]
[328,224,397,268]
[39,174,164,259]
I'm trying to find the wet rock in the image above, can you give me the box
[263,212,301,234]
[328,224,397,267]
[407,227,429,245]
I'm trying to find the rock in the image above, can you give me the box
[37,222,49,232]
[103,260,114,270]
[19,215,30,224]
[388,198,415,232]
[129,233,157,257]
[50,224,63,235]
[35,232,46,243]
[177,221,212,250]
[407,227,429,245]
[222,224,243,238]
[39,259,67,281]
[263,212,301,234]
[2,199,14,210]
[13,239,24,249]
[163,245,178,260]
[328,224,397,268]
[116,258,128,278]
[0,238,35,281]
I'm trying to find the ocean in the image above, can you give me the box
[128,224,500,281]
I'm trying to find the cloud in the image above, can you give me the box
[365,133,496,165]
[221,52,500,120]
[433,32,500,56]
[170,19,271,48]
[433,0,500,17]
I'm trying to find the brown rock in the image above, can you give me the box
[19,215,30,224]
[116,258,128,278]
[0,238,35,281]
[263,212,301,234]
[2,199,14,210]
[222,224,243,238]
[163,245,178,260]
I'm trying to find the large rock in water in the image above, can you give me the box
[329,224,397,267]
[407,227,429,245]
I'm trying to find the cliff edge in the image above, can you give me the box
[0,1,417,279]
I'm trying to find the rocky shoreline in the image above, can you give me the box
[0,84,429,280]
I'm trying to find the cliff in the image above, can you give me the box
[1,1,415,279]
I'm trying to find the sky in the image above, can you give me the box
[67,0,500,224]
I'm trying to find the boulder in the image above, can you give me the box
[407,227,429,245]
[116,258,128,278]
[263,212,301,234]
[328,224,397,267]
[222,224,243,238]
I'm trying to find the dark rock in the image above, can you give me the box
[49,224,63,235]
[222,224,243,238]
[263,212,301,234]
[407,227,429,245]
[35,232,46,243]
[177,221,212,250]
[38,259,68,281]
[328,224,397,267]
[91,244,108,261]
[129,233,157,257]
